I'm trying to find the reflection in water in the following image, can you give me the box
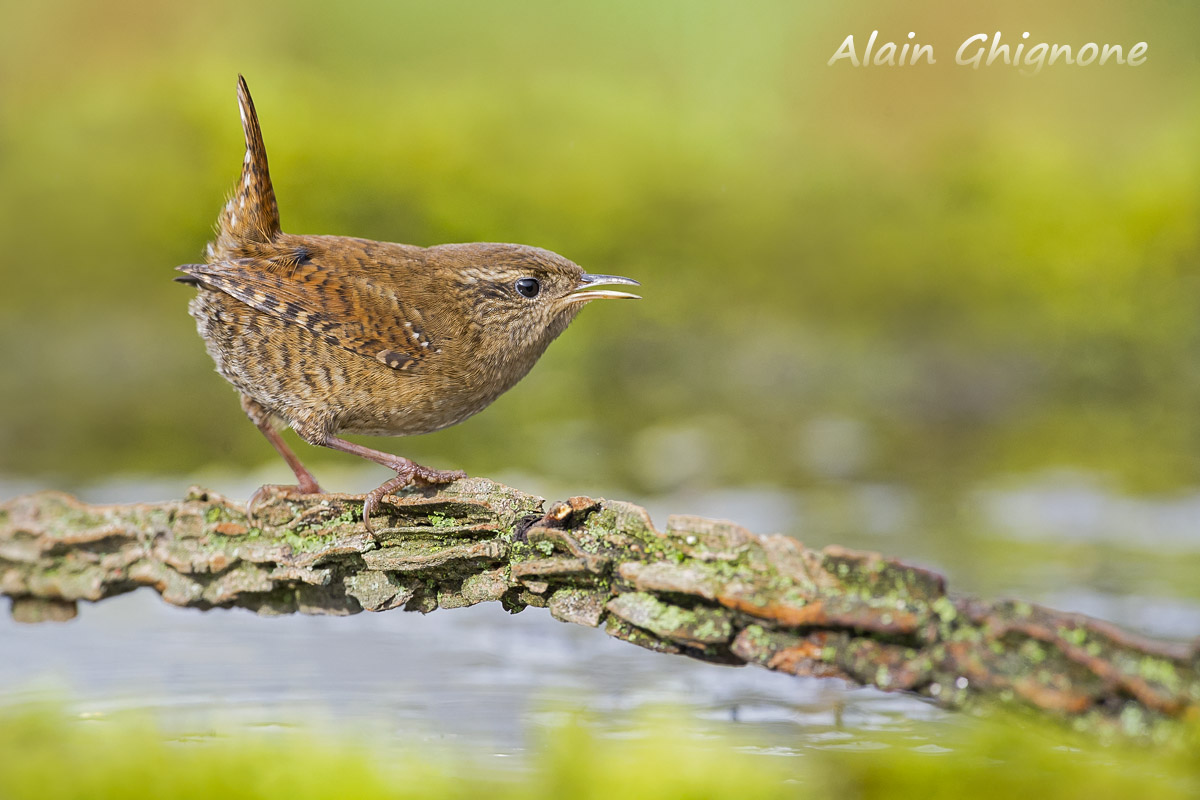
[0,591,943,759]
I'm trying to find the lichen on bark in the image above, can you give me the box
[2,478,1197,743]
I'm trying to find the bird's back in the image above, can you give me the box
[179,76,479,438]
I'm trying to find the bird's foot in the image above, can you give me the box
[247,482,324,518]
[362,460,466,535]
[409,463,468,487]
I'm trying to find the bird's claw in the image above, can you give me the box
[247,482,324,518]
[361,464,464,536]
[412,466,468,486]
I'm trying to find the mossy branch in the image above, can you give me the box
[2,479,1197,741]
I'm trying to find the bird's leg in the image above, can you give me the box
[241,396,323,513]
[316,434,465,532]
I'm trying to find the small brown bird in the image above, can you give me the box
[177,76,639,528]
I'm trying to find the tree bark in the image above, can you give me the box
[2,479,1196,741]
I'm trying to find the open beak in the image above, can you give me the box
[563,273,641,305]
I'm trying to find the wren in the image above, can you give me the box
[177,76,639,530]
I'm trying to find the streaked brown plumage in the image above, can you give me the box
[177,76,639,529]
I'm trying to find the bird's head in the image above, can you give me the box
[428,243,639,365]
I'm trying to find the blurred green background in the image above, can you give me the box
[2,1,1199,598]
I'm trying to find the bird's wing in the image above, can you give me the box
[176,260,431,371]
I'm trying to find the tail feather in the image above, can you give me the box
[212,75,281,257]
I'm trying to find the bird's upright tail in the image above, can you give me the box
[210,75,281,259]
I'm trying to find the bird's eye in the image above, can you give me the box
[515,277,541,298]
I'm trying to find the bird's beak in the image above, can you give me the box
[562,273,641,304]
